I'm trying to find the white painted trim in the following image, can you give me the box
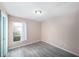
[9,40,40,50]
[42,40,79,56]
[9,40,79,56]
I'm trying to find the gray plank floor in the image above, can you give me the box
[7,41,77,57]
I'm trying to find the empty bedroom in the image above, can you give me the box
[0,2,79,57]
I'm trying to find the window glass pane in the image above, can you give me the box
[13,22,23,42]
[12,22,27,42]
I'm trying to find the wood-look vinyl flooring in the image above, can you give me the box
[7,41,77,57]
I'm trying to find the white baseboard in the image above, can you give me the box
[9,40,79,56]
[42,40,79,56]
[9,40,40,50]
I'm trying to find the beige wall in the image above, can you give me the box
[9,16,41,49]
[41,12,79,56]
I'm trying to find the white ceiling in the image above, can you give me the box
[0,2,79,21]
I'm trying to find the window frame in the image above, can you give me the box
[12,21,27,42]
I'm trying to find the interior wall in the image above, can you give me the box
[8,16,41,49]
[0,10,1,56]
[41,12,79,56]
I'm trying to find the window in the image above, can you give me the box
[12,22,27,42]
